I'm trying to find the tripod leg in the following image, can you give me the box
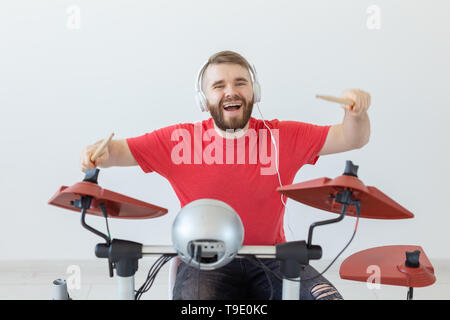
[118,275,135,300]
[282,278,300,300]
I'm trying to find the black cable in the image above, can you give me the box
[135,254,173,300]
[244,201,361,286]
[250,257,274,300]
[135,256,165,300]
[196,245,201,300]
[191,244,199,299]
[245,255,284,282]
[300,216,359,282]
[198,263,200,300]
[140,255,172,299]
[407,287,413,300]
[298,201,361,282]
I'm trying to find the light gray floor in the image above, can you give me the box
[0,258,449,300]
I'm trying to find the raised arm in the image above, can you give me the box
[318,89,371,156]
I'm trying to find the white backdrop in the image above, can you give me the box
[0,0,449,261]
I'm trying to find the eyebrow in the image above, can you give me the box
[210,77,249,88]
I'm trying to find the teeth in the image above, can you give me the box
[224,103,241,107]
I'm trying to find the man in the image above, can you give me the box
[79,51,371,300]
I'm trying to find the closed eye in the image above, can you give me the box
[214,83,246,89]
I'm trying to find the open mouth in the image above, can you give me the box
[222,102,242,112]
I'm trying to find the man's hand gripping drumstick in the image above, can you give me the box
[315,89,371,155]
[79,133,114,172]
[316,89,371,116]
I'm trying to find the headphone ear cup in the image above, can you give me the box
[253,81,261,103]
[195,93,203,112]
[196,91,208,112]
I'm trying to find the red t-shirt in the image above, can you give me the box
[126,117,330,245]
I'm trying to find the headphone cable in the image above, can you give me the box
[255,102,295,240]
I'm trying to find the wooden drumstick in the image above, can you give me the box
[316,94,355,108]
[90,133,114,163]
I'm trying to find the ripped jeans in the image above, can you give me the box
[172,258,343,300]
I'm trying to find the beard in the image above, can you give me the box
[207,95,254,131]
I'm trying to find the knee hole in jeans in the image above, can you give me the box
[310,283,343,300]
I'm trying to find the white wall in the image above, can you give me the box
[0,0,449,261]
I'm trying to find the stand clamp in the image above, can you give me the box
[95,239,143,278]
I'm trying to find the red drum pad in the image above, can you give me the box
[277,175,414,219]
[48,181,168,219]
[339,245,436,287]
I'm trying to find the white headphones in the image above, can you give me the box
[195,60,261,112]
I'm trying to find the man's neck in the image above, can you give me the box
[213,120,250,139]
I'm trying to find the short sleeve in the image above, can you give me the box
[278,121,331,167]
[126,125,179,176]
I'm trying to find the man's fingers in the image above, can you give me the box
[94,150,109,167]
[81,161,95,172]
[354,97,361,112]
[86,161,95,170]
[340,89,371,115]
[95,151,107,162]
[84,152,96,170]
[341,104,352,112]
[84,153,91,168]
[359,90,370,109]
[356,94,361,109]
